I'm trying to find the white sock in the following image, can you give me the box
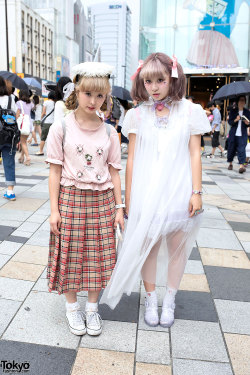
[65,301,79,312]
[85,301,98,312]
[145,290,157,304]
[163,287,177,307]
[7,190,14,196]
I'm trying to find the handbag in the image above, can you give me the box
[41,107,54,126]
[17,101,31,135]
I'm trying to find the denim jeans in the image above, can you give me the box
[227,135,247,165]
[0,145,16,186]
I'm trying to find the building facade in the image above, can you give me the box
[140,0,249,106]
[0,0,54,80]
[88,1,132,89]
[74,0,94,63]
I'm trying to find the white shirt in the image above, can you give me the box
[0,95,16,112]
[54,100,71,121]
[43,100,55,123]
[118,105,125,128]
[34,104,42,121]
[236,110,243,137]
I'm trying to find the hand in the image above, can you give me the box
[189,194,202,218]
[114,208,124,232]
[243,119,250,126]
[50,211,61,235]
[235,115,241,122]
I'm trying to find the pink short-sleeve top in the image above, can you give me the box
[46,111,122,190]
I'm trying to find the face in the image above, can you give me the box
[144,73,170,101]
[238,97,246,107]
[77,90,106,114]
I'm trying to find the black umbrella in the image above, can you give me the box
[213,81,250,101]
[112,86,131,101]
[0,71,28,91]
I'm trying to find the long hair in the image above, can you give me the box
[0,76,8,96]
[19,90,31,103]
[131,53,186,102]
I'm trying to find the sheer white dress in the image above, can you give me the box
[101,97,211,309]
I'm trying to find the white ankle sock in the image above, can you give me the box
[146,290,157,304]
[7,190,13,196]
[163,287,177,307]
[66,301,79,312]
[85,301,98,312]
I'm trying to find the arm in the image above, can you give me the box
[49,164,62,235]
[125,134,136,215]
[228,110,240,126]
[109,166,124,231]
[189,134,202,217]
[16,109,20,120]
[41,105,46,119]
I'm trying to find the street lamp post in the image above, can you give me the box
[5,0,9,71]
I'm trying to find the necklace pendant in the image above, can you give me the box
[156,103,164,111]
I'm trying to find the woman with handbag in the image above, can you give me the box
[16,90,34,166]
[36,91,55,156]
[0,77,17,200]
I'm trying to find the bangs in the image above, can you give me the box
[140,59,168,80]
[77,76,110,94]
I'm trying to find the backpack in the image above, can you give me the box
[0,96,20,153]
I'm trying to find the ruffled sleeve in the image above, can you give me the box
[189,103,211,135]
[107,126,122,170]
[121,108,138,138]
[46,120,64,165]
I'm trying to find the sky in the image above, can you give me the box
[81,0,140,72]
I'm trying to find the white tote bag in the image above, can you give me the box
[17,102,31,135]
[246,142,250,158]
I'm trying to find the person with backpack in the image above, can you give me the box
[16,90,34,166]
[0,77,18,200]
[35,91,55,156]
[46,62,123,337]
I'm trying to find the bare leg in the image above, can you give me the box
[167,231,187,290]
[64,291,77,303]
[88,290,101,303]
[39,141,45,153]
[20,135,30,162]
[142,239,162,292]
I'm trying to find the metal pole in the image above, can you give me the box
[5,0,10,71]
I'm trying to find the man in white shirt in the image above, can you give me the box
[207,102,226,159]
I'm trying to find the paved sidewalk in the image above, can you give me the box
[0,148,250,375]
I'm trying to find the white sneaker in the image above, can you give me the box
[86,311,103,336]
[160,303,175,328]
[66,309,86,336]
[144,298,159,327]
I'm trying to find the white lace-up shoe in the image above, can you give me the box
[144,299,159,327]
[66,309,86,336]
[160,303,175,328]
[86,311,103,336]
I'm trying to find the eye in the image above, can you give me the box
[158,78,164,83]
[145,80,151,84]
[85,92,91,96]
[97,94,104,98]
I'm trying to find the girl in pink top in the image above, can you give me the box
[46,62,124,337]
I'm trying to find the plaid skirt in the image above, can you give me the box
[47,186,116,294]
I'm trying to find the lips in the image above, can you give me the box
[88,107,95,110]
[153,94,160,97]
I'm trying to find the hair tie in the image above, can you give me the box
[131,60,144,80]
[171,55,178,78]
[63,82,75,101]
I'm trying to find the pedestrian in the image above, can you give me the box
[117,99,130,153]
[36,91,55,156]
[227,96,250,173]
[54,76,73,120]
[46,62,124,337]
[101,53,211,328]
[28,95,42,146]
[16,90,34,166]
[0,77,17,200]
[206,102,226,158]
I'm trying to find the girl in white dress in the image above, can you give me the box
[101,53,211,327]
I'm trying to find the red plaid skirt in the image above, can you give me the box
[47,186,116,294]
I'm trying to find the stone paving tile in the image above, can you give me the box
[214,299,250,335]
[205,266,250,302]
[136,363,171,375]
[10,230,34,238]
[175,291,218,322]
[16,222,42,233]
[2,291,82,349]
[202,206,224,220]
[172,359,233,375]
[189,246,201,260]
[197,228,242,250]
[7,235,29,243]
[200,218,231,229]
[0,254,11,269]
[26,230,49,246]
[136,330,170,365]
[241,241,250,253]
[235,231,250,242]
[0,261,44,281]
[0,241,23,256]
[0,340,76,375]
[1,198,46,211]
[26,214,49,224]
[179,274,210,292]
[71,348,134,375]
[0,225,16,241]
[199,248,250,269]
[225,334,250,375]
[0,299,22,335]
[99,292,140,323]
[184,260,204,274]
[0,209,32,221]
[171,320,229,362]
[12,245,49,266]
[228,221,250,232]
[0,277,34,301]
[0,219,22,227]
[80,321,137,352]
